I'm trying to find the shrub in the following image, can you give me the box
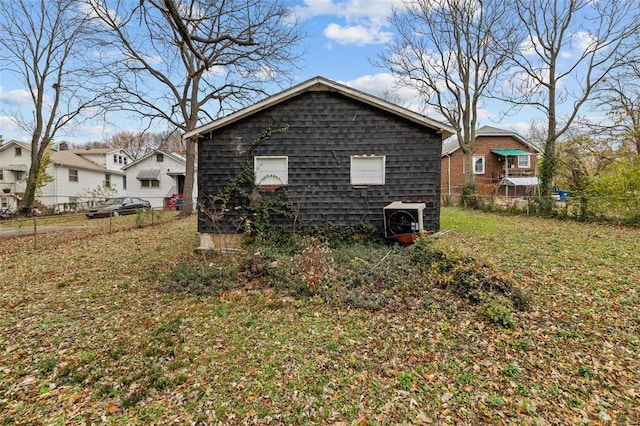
[477,297,515,328]
[411,239,532,312]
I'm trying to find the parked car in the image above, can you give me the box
[86,197,151,218]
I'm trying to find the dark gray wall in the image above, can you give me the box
[198,90,442,234]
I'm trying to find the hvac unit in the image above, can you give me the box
[383,201,426,243]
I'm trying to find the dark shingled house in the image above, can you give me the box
[183,76,454,249]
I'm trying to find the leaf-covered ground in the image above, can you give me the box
[0,208,638,425]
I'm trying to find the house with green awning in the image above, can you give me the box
[441,125,543,197]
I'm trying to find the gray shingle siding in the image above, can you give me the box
[198,90,442,234]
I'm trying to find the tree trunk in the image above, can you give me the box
[179,138,196,217]
[463,149,474,188]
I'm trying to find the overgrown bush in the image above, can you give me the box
[411,238,532,312]
[157,224,532,323]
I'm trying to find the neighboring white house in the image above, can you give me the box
[67,146,132,172]
[0,141,30,212]
[122,150,197,209]
[0,141,129,212]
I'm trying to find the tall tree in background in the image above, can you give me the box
[0,0,111,211]
[84,0,304,216]
[106,131,156,160]
[105,130,184,160]
[590,61,640,156]
[379,0,522,190]
[505,0,640,199]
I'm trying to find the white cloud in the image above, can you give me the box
[294,0,402,46]
[505,121,534,137]
[293,0,405,22]
[324,23,392,45]
[0,115,21,131]
[570,31,598,53]
[144,54,163,66]
[341,73,422,111]
[0,88,32,107]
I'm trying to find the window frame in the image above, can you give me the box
[140,179,159,188]
[15,147,22,157]
[69,169,79,182]
[472,156,485,174]
[350,155,386,186]
[517,155,530,168]
[254,156,288,187]
[156,153,164,162]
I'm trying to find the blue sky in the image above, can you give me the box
[0,0,446,144]
[0,0,601,145]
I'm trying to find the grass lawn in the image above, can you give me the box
[0,207,638,425]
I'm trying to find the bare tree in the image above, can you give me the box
[0,0,112,211]
[378,0,522,189]
[83,0,305,216]
[589,61,640,156]
[106,131,159,160]
[504,0,640,197]
[105,130,185,159]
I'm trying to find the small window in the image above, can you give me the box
[124,157,128,165]
[123,176,127,190]
[104,173,111,188]
[141,179,159,188]
[15,171,24,181]
[15,147,22,157]
[351,155,385,185]
[518,155,530,168]
[473,156,485,174]
[254,156,288,186]
[113,154,117,163]
[0,169,3,181]
[69,169,79,182]
[156,153,164,162]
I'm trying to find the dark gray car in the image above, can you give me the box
[86,197,151,218]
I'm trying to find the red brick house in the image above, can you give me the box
[441,125,542,197]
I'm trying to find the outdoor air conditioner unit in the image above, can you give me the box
[383,201,426,243]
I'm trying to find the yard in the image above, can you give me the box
[0,207,638,424]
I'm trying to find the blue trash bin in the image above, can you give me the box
[557,190,569,202]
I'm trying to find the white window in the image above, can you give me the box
[518,155,530,168]
[473,156,485,174]
[351,155,385,185]
[254,156,288,186]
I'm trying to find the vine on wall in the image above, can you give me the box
[202,121,298,238]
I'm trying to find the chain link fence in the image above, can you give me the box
[443,193,640,225]
[0,208,182,252]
